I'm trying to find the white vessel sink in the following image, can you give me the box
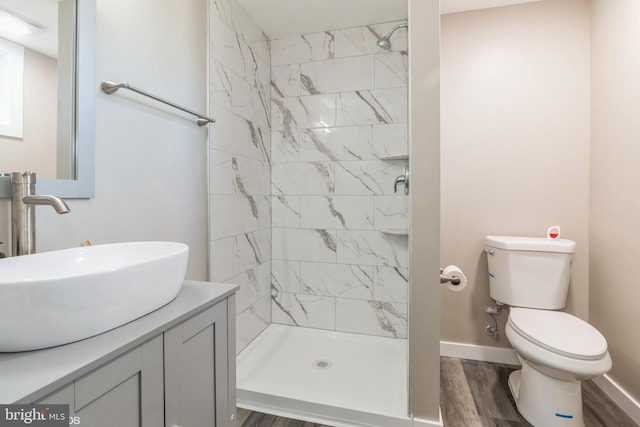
[0,241,189,352]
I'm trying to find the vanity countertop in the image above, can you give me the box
[0,280,238,403]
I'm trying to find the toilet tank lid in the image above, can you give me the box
[486,236,576,253]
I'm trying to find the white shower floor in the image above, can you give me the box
[236,324,412,427]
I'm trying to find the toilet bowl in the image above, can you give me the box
[505,308,611,426]
[485,236,612,427]
[506,308,611,381]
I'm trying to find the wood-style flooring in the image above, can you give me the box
[440,357,636,427]
[238,357,637,427]
[237,409,330,427]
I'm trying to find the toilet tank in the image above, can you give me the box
[485,236,576,309]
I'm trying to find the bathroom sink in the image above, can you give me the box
[0,241,189,352]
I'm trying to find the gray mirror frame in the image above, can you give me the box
[0,0,95,199]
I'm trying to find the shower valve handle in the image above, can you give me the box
[393,165,410,195]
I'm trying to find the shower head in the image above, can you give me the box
[376,37,392,50]
[376,22,408,50]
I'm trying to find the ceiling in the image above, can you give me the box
[237,0,545,40]
[442,0,544,15]
[0,0,547,57]
[236,0,407,40]
[0,0,59,58]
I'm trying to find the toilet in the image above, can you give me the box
[485,236,611,427]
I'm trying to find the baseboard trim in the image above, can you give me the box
[412,408,443,426]
[592,374,640,424]
[440,340,520,365]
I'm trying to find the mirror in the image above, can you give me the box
[0,0,94,198]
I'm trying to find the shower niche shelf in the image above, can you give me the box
[377,153,409,160]
[381,228,409,236]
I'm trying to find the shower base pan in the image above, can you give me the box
[236,324,412,427]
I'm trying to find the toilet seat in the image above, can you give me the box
[508,308,608,360]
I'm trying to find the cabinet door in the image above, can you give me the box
[36,383,77,423]
[72,335,164,427]
[164,297,235,427]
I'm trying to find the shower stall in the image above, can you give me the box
[207,1,437,425]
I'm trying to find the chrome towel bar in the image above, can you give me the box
[100,80,215,127]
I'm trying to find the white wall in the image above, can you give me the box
[590,0,640,405]
[409,0,441,420]
[34,0,209,280]
[440,0,591,347]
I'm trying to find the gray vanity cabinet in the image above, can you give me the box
[15,283,239,427]
[164,299,235,427]
[37,335,165,426]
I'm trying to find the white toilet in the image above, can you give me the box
[485,236,611,427]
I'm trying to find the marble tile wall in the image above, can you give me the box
[270,21,410,339]
[209,0,271,353]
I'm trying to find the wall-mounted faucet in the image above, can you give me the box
[11,171,70,256]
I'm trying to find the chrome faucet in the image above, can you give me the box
[393,165,410,195]
[11,171,70,256]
